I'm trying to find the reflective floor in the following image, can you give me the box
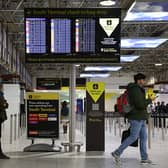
[1,120,168,168]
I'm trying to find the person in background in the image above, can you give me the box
[111,73,155,164]
[166,104,168,113]
[61,101,69,134]
[114,104,118,113]
[153,102,157,112]
[155,102,161,113]
[0,84,10,159]
[160,102,166,113]
[160,101,166,127]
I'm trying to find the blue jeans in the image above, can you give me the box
[114,120,148,160]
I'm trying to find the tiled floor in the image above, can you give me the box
[1,121,168,168]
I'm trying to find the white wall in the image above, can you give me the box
[2,84,21,144]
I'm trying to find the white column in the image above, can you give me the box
[69,64,76,151]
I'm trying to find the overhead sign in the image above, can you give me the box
[24,8,121,63]
[86,82,105,103]
[99,18,119,37]
[146,88,156,99]
[26,92,59,139]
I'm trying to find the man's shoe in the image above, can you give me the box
[0,153,10,159]
[141,159,152,164]
[111,152,120,162]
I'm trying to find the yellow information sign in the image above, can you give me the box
[86,82,105,103]
[146,88,156,99]
[26,92,59,100]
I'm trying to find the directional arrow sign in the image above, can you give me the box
[99,18,119,37]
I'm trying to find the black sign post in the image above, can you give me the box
[86,82,105,151]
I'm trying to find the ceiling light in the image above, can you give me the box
[124,1,168,21]
[121,38,167,48]
[100,0,116,6]
[75,64,80,67]
[85,66,122,71]
[80,73,110,78]
[155,63,162,66]
[121,55,140,62]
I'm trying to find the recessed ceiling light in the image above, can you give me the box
[121,55,140,62]
[121,38,167,48]
[155,63,162,66]
[80,73,110,78]
[100,0,116,6]
[124,1,168,21]
[85,66,122,71]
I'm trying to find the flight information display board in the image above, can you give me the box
[75,19,95,53]
[25,8,121,63]
[26,18,46,53]
[51,19,71,53]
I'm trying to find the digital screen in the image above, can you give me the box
[37,78,61,90]
[26,18,46,53]
[27,100,59,138]
[75,19,95,52]
[25,8,121,63]
[124,1,168,21]
[51,19,71,53]
[27,93,59,138]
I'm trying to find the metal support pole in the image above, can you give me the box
[165,118,167,134]
[14,114,17,140]
[161,118,165,141]
[10,114,13,144]
[148,116,152,149]
[52,139,55,146]
[31,139,34,145]
[152,116,155,138]
[18,113,20,138]
[69,64,76,152]
[114,118,117,136]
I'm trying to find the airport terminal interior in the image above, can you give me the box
[0,0,168,168]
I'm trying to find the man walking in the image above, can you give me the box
[112,73,155,164]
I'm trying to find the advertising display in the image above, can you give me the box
[86,82,105,151]
[24,8,121,63]
[26,92,59,138]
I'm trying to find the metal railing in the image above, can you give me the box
[75,111,168,149]
[9,113,26,144]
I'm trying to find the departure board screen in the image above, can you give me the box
[25,8,121,63]
[51,19,71,53]
[75,19,95,53]
[26,18,46,53]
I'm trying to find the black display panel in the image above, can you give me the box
[37,78,86,89]
[25,8,121,63]
[26,18,46,53]
[36,78,61,90]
